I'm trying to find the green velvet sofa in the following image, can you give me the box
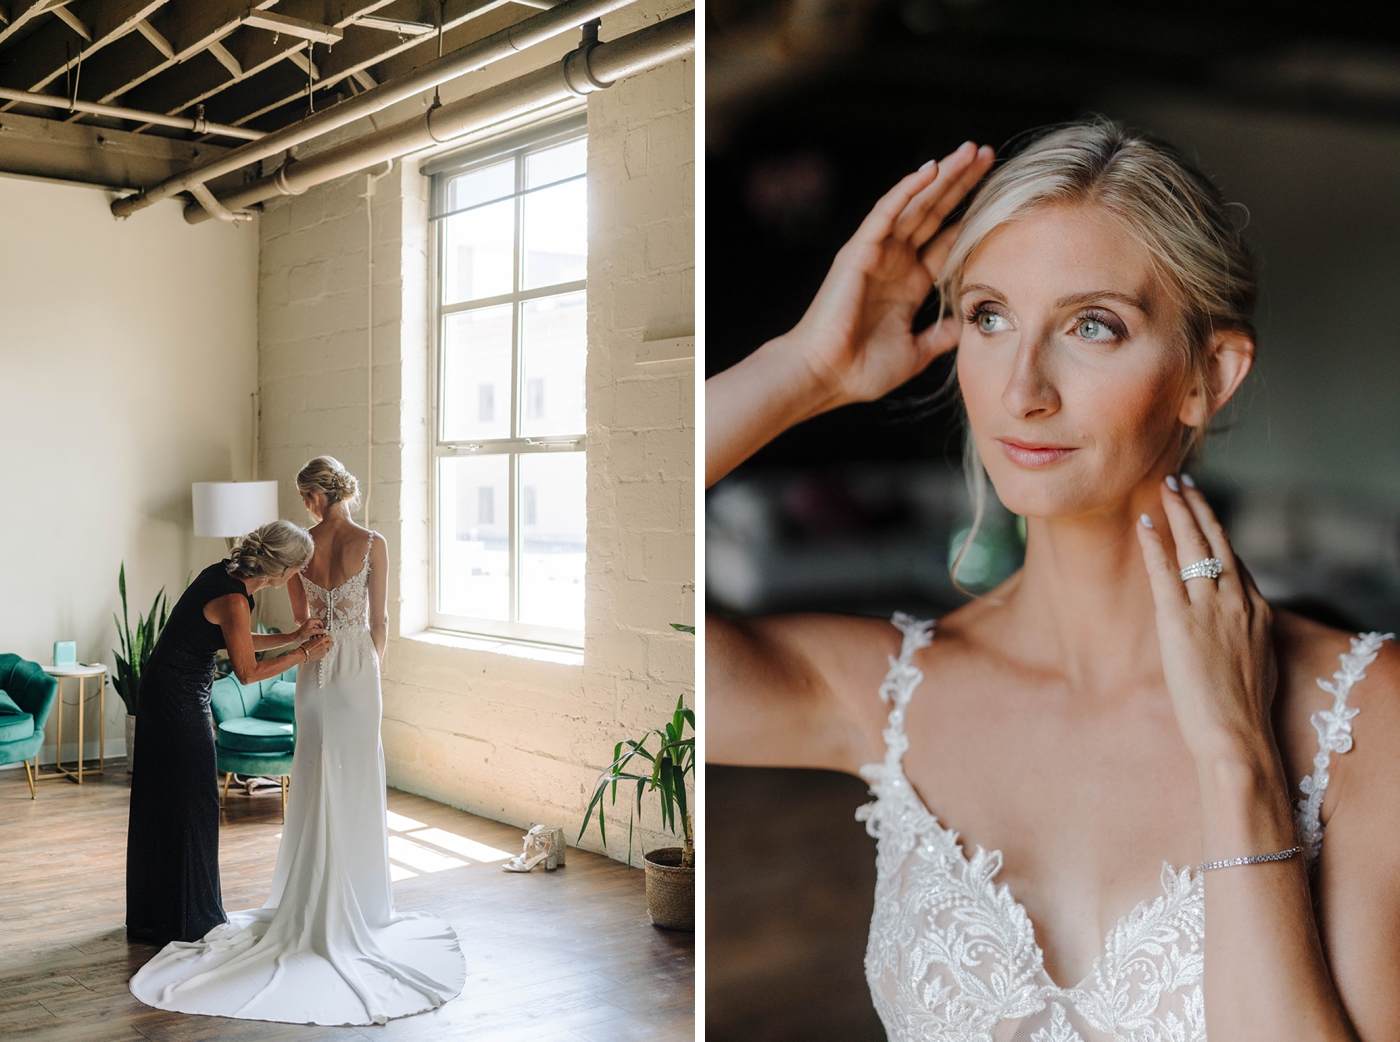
[209,663,298,821]
[0,654,59,798]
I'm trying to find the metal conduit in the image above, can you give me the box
[0,87,265,141]
[183,12,693,224]
[110,0,638,220]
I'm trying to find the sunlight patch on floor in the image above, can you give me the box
[388,835,465,873]
[409,827,513,863]
[384,810,517,876]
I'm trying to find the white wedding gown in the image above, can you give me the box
[130,538,466,1026]
[859,613,1392,1042]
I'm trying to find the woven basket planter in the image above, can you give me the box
[643,847,694,931]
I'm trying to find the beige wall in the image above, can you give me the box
[257,0,694,861]
[0,176,259,764]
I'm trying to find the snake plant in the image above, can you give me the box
[111,563,170,717]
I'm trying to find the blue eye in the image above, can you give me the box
[977,311,1009,333]
[1076,317,1112,340]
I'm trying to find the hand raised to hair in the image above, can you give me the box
[785,141,995,409]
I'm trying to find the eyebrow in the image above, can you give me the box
[958,283,1154,317]
[1054,289,1153,317]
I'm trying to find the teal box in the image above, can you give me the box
[53,641,77,667]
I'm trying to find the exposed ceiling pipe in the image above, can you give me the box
[183,12,694,224]
[111,0,638,220]
[0,86,265,141]
[188,182,254,222]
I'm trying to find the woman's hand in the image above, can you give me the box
[293,618,325,642]
[784,140,995,409]
[706,141,994,486]
[301,634,334,662]
[1136,475,1279,771]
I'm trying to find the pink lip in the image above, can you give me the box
[996,439,1078,468]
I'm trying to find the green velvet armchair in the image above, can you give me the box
[209,663,298,822]
[0,654,59,798]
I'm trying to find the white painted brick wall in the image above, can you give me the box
[257,0,693,864]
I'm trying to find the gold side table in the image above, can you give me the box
[38,663,108,784]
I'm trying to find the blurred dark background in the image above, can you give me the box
[705,3,1400,1039]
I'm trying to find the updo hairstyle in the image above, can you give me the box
[296,456,360,509]
[938,118,1258,589]
[227,520,314,579]
[938,117,1258,459]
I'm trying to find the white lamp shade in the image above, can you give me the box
[192,481,280,538]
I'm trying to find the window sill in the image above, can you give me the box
[403,629,584,666]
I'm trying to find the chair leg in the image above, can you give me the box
[221,771,232,808]
[24,758,35,799]
[281,776,288,823]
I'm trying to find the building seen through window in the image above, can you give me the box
[431,127,587,643]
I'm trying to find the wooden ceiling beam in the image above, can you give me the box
[227,0,515,130]
[0,0,62,49]
[45,1,250,106]
[0,0,169,93]
[118,0,390,123]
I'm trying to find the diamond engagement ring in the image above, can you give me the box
[1179,557,1223,582]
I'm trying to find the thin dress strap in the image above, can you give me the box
[1295,630,1394,865]
[857,614,935,840]
[877,613,935,770]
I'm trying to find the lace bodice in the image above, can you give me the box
[299,534,376,635]
[857,613,1392,1042]
[299,534,377,688]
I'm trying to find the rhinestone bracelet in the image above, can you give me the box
[1198,845,1302,873]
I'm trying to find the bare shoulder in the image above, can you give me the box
[1273,608,1399,817]
[708,610,908,772]
[1273,608,1397,717]
[748,610,904,695]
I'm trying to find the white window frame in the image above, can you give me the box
[427,117,588,648]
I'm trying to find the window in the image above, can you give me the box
[430,123,588,646]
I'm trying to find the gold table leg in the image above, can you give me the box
[76,674,84,784]
[38,673,108,784]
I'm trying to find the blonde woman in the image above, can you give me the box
[126,521,330,947]
[131,458,464,1027]
[708,126,1400,1039]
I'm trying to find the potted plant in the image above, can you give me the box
[111,563,169,773]
[580,688,695,930]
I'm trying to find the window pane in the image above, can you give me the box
[448,158,514,212]
[522,179,585,290]
[438,455,510,621]
[441,305,512,441]
[518,452,585,631]
[525,139,585,188]
[442,198,514,304]
[520,291,585,438]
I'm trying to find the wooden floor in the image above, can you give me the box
[707,766,884,1042]
[0,764,693,1041]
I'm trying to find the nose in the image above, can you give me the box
[1001,330,1061,420]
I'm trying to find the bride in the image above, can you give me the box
[707,124,1400,1040]
[130,456,465,1026]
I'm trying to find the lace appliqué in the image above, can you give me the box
[299,534,376,688]
[856,615,1384,1042]
[1294,631,1393,866]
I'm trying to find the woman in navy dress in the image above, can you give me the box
[126,520,332,947]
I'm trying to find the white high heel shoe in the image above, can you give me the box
[502,824,566,872]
